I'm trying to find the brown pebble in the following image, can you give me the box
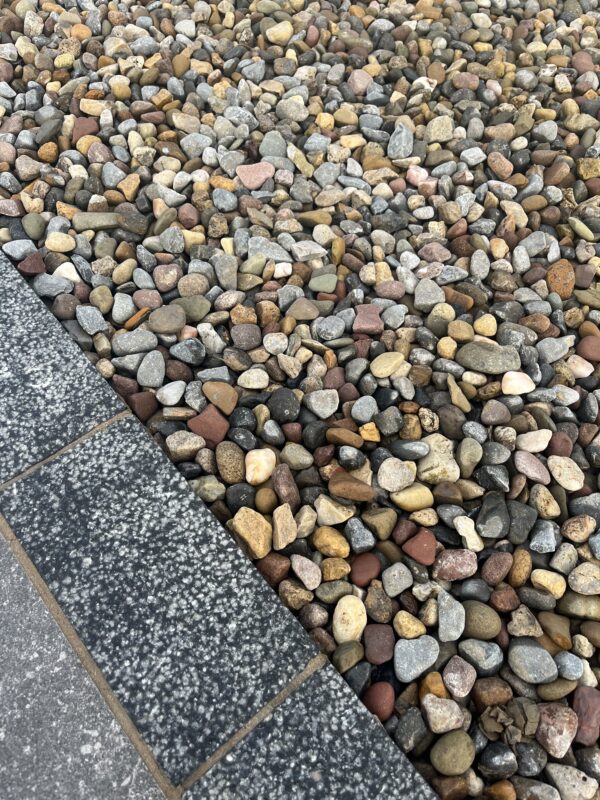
[362,681,395,722]
[188,404,230,448]
[350,552,381,587]
[363,623,395,665]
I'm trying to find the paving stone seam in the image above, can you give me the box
[1,499,332,796]
[0,512,178,800]
[0,408,132,492]
[179,653,329,792]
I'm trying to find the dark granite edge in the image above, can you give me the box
[2,262,438,799]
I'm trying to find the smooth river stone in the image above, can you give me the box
[456,342,521,373]
[394,635,440,682]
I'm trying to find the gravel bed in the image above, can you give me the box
[2,0,600,797]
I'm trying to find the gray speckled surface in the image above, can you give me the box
[0,416,317,784]
[0,255,123,483]
[0,534,166,800]
[185,664,437,800]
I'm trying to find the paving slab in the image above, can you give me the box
[0,533,166,800]
[0,255,123,483]
[0,415,317,784]
[184,664,437,800]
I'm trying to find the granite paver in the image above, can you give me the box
[184,665,436,800]
[0,533,166,800]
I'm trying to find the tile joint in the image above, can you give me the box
[0,409,131,493]
[1,502,329,799]
[179,653,329,794]
[0,513,179,800]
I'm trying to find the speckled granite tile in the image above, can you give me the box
[0,534,166,800]
[0,415,317,784]
[184,664,437,800]
[0,255,123,483]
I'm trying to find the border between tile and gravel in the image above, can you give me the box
[2,262,436,800]
[179,653,329,792]
[0,509,329,798]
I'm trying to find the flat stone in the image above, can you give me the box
[378,458,416,492]
[456,342,521,373]
[303,389,339,419]
[137,350,165,388]
[188,405,230,449]
[544,765,598,800]
[536,703,579,758]
[388,124,414,159]
[547,456,585,491]
[502,371,535,395]
[437,590,465,642]
[421,695,464,734]
[442,655,477,698]
[508,638,558,685]
[236,162,276,189]
[381,562,413,597]
[147,305,186,334]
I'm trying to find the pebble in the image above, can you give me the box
[536,704,579,758]
[544,765,598,800]
[508,639,559,685]
[394,635,439,682]
[430,730,476,776]
[332,596,367,644]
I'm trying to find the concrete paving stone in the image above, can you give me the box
[0,534,166,800]
[0,256,123,483]
[0,416,317,784]
[184,664,437,800]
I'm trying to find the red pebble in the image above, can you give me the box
[350,553,381,587]
[573,686,600,745]
[362,682,395,722]
[188,404,230,448]
[402,528,436,565]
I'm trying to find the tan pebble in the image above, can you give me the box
[507,548,532,587]
[231,508,273,559]
[321,558,351,581]
[531,569,567,599]
[45,232,75,252]
[272,503,298,550]
[547,455,585,491]
[312,526,350,558]
[332,595,367,643]
[474,314,497,336]
[394,610,426,639]
[391,483,434,511]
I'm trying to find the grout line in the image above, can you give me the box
[0,409,131,493]
[0,513,180,800]
[179,652,329,793]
